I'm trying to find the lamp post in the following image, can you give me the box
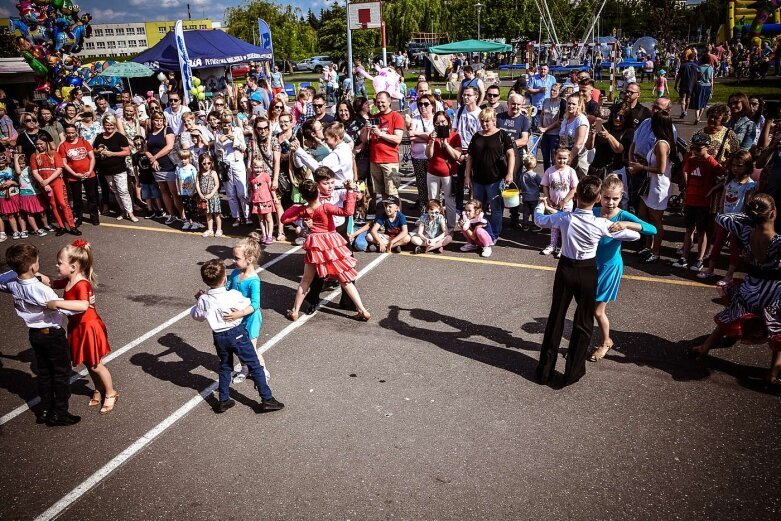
[475,2,484,40]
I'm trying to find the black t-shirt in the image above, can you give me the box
[346,117,368,158]
[146,126,176,171]
[591,127,633,170]
[18,129,53,160]
[132,151,156,184]
[678,62,699,92]
[468,130,514,185]
[496,112,531,172]
[627,104,652,129]
[93,132,130,175]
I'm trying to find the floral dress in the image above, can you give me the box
[198,172,221,214]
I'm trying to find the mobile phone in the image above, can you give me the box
[368,118,380,127]
[764,100,781,120]
[594,119,604,132]
[436,126,449,139]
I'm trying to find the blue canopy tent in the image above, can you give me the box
[132,29,272,71]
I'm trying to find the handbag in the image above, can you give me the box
[638,175,651,198]
[216,160,230,183]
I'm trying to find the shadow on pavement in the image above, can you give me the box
[379,305,541,383]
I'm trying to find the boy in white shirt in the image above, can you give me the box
[534,176,641,387]
[191,259,283,413]
[0,244,80,426]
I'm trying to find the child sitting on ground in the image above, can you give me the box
[540,148,578,256]
[368,196,410,253]
[411,199,452,254]
[190,258,284,414]
[458,199,493,258]
[519,155,542,231]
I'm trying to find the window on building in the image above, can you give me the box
[94,29,103,36]
[105,28,114,36]
[128,40,136,47]
[158,27,166,34]
[139,39,147,47]
[126,28,135,35]
[96,41,106,49]
[117,41,126,47]
[85,42,95,49]
[116,28,124,35]
[138,27,145,35]
[107,41,116,49]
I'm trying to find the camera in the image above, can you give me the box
[435,125,450,139]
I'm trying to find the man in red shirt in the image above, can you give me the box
[368,91,405,209]
[672,133,727,272]
[58,123,98,226]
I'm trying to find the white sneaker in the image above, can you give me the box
[202,229,214,237]
[182,222,192,230]
[215,230,224,237]
[0,232,7,242]
[480,246,492,258]
[460,243,478,252]
[192,222,204,229]
[541,245,555,255]
[233,362,243,373]
[232,372,247,384]
[554,248,562,259]
[164,215,176,225]
[116,214,124,220]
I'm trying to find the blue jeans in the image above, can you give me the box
[471,179,504,242]
[540,133,559,171]
[213,325,272,402]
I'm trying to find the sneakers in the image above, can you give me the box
[541,245,555,255]
[182,222,192,230]
[554,248,562,259]
[414,245,423,254]
[460,243,478,252]
[35,228,47,237]
[45,224,57,232]
[642,253,659,263]
[636,248,651,258]
[202,229,214,237]
[20,231,28,239]
[164,215,176,225]
[258,397,285,412]
[480,246,492,258]
[116,214,124,220]
[232,372,247,384]
[392,245,402,253]
[689,259,704,272]
[191,222,204,230]
[144,212,155,219]
[0,232,7,242]
[129,216,139,223]
[672,257,689,268]
[262,236,274,245]
[155,211,167,219]
[215,230,224,237]
[294,236,306,246]
[215,399,235,413]
[12,231,21,240]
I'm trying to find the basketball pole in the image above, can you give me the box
[347,0,354,97]
[382,21,387,67]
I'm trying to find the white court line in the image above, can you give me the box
[0,246,302,427]
[35,253,390,521]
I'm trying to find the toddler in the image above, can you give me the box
[191,259,284,413]
[175,149,202,231]
[519,155,542,231]
[195,153,223,237]
[655,69,668,98]
[411,199,452,254]
[248,158,275,244]
[458,199,493,258]
[540,148,578,256]
[0,151,24,240]
[13,152,49,236]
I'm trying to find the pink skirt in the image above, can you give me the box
[0,195,20,215]
[304,231,358,284]
[18,194,45,214]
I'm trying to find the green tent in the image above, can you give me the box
[428,39,513,55]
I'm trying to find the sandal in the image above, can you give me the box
[88,390,102,407]
[285,309,300,322]
[697,269,716,279]
[716,277,734,287]
[589,342,614,362]
[276,233,286,242]
[100,393,119,415]
[353,310,371,322]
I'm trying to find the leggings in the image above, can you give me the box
[711,225,741,266]
[465,225,492,247]
[412,158,428,208]
[45,179,75,229]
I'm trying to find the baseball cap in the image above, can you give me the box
[433,88,442,96]
[249,92,263,103]
[383,196,400,206]
[690,133,712,147]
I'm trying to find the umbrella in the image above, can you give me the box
[98,62,154,96]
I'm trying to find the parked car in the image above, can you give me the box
[295,56,334,73]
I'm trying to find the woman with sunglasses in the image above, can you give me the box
[268,95,287,135]
[727,92,756,151]
[586,103,633,185]
[559,93,590,178]
[146,112,181,224]
[216,112,250,227]
[144,99,163,133]
[407,93,436,210]
[247,117,283,235]
[116,103,146,209]
[425,111,461,230]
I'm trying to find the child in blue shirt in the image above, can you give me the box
[519,155,542,231]
[175,149,201,231]
[367,196,410,252]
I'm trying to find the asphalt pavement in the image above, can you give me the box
[1,109,780,520]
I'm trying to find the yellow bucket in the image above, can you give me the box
[501,183,520,208]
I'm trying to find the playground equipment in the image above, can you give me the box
[719,0,781,42]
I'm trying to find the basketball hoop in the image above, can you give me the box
[348,1,382,31]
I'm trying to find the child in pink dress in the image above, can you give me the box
[281,177,370,322]
[248,158,275,244]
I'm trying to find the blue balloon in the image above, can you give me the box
[67,76,82,86]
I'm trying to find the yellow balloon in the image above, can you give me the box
[752,37,762,48]
[61,86,74,99]
[197,85,205,93]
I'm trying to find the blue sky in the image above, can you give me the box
[0,0,334,24]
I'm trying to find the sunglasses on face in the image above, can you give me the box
[256,126,269,130]
[202,161,212,165]
[274,105,283,109]
[313,103,325,108]
[419,102,431,107]
[486,93,499,98]
[169,99,180,103]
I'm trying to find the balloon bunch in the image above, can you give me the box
[188,76,206,101]
[10,0,93,101]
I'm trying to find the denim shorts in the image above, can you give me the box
[153,170,176,183]
[141,182,161,200]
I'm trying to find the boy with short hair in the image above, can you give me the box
[672,133,727,272]
[534,176,641,386]
[191,259,284,413]
[132,136,165,219]
[0,244,80,426]
[519,155,542,231]
[368,196,411,253]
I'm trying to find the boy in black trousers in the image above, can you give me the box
[533,176,641,386]
[0,244,80,426]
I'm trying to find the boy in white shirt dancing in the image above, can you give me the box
[534,176,641,386]
[191,259,283,413]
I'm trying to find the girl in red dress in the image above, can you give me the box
[47,239,118,414]
[281,178,371,322]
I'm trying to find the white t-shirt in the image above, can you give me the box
[540,165,579,209]
[410,115,434,160]
[164,105,191,135]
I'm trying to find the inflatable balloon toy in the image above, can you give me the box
[355,64,404,100]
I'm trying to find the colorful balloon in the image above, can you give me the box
[192,77,201,87]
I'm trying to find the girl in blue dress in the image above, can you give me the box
[590,174,657,362]
[225,232,271,383]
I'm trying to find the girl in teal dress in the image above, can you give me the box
[590,174,657,362]
[225,232,270,383]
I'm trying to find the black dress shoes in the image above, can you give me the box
[46,412,82,427]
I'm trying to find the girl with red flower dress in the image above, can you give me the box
[47,240,118,414]
[281,178,370,322]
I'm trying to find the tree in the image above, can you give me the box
[318,2,378,62]
[226,0,318,61]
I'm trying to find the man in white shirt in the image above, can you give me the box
[163,93,191,135]
[293,122,354,186]
[191,259,283,413]
[0,244,79,426]
[534,177,640,387]
[452,86,482,211]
